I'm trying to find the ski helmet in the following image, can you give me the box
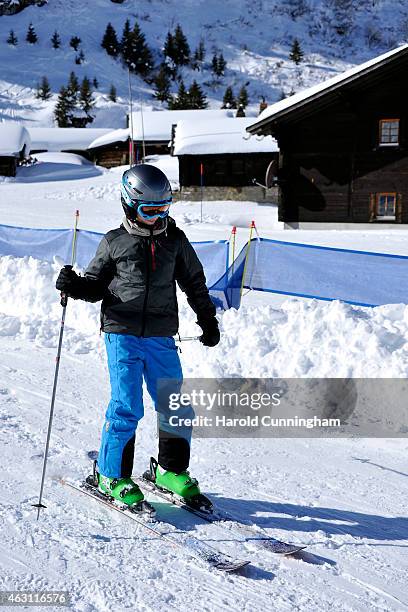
[121,164,172,223]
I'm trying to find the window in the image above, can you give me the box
[376,193,396,220]
[379,119,400,146]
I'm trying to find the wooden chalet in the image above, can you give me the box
[88,110,233,168]
[247,44,408,227]
[0,123,31,176]
[172,117,279,201]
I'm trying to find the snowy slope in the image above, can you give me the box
[0,0,407,128]
[0,155,408,610]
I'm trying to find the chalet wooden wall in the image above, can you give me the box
[275,55,408,223]
[179,153,277,188]
[0,156,17,177]
[89,141,169,168]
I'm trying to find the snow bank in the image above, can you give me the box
[0,256,100,353]
[1,255,407,378]
[15,152,104,182]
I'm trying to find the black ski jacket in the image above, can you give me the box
[69,218,215,337]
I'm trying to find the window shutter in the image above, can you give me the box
[396,193,402,223]
[369,193,376,222]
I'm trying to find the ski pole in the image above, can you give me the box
[33,210,80,520]
[177,335,201,341]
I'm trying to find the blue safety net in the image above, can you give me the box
[222,238,408,308]
[0,224,230,308]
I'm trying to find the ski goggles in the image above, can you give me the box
[136,198,172,220]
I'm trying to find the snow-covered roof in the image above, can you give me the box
[130,109,234,142]
[173,117,279,156]
[28,128,112,152]
[0,122,31,157]
[88,110,236,149]
[247,43,408,133]
[87,128,129,150]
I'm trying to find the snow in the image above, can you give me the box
[248,43,408,130]
[28,127,112,152]
[87,128,129,150]
[10,152,105,183]
[173,117,279,155]
[88,110,236,149]
[129,109,236,142]
[0,121,31,156]
[0,154,408,611]
[1,1,408,607]
[0,0,407,130]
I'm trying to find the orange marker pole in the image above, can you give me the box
[239,220,256,299]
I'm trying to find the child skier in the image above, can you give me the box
[56,164,220,513]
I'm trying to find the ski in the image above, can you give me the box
[137,475,307,556]
[86,450,306,556]
[60,477,250,573]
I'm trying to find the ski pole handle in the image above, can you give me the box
[60,264,73,307]
[60,210,79,307]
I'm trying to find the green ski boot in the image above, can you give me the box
[143,457,213,512]
[96,470,155,517]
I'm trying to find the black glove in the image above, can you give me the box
[197,315,220,347]
[55,265,80,298]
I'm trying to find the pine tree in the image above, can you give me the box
[51,31,61,49]
[211,53,226,77]
[153,64,171,102]
[79,76,95,117]
[120,19,133,67]
[173,24,190,66]
[70,36,81,51]
[93,77,99,89]
[237,85,249,109]
[26,23,38,44]
[54,86,73,127]
[168,80,189,109]
[188,80,208,109]
[130,22,153,76]
[211,53,219,75]
[217,53,227,76]
[192,39,205,71]
[102,22,119,57]
[36,76,52,100]
[197,39,205,63]
[222,86,236,109]
[7,30,17,46]
[66,71,80,108]
[289,39,304,64]
[75,49,85,65]
[108,84,117,102]
[163,31,176,63]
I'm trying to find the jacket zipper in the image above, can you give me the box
[140,231,154,337]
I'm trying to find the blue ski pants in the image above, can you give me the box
[98,333,194,478]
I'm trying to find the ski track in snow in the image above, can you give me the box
[0,159,408,610]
